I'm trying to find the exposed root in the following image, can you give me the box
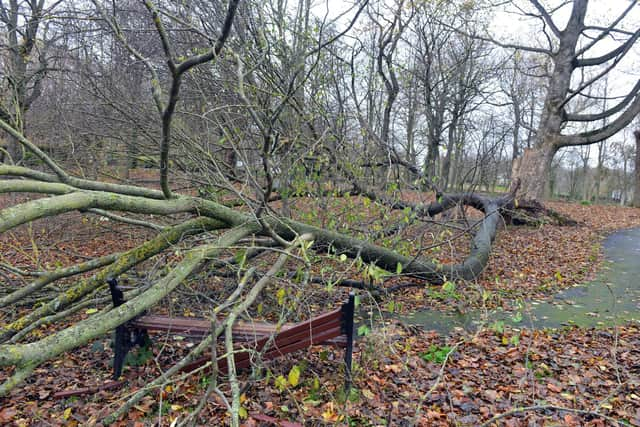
[502,198,578,226]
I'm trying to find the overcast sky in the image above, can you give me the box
[493,1,639,92]
[314,0,640,151]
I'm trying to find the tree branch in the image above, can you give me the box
[565,79,640,122]
[0,252,119,308]
[574,0,637,59]
[556,93,640,147]
[528,0,561,37]
[0,124,166,199]
[0,217,225,343]
[575,28,640,68]
[0,225,251,394]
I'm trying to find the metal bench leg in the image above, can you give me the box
[112,326,149,379]
[113,324,129,379]
[342,292,355,393]
[109,278,128,379]
[108,277,149,379]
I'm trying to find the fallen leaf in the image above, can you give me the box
[547,382,563,393]
[0,407,17,423]
[362,389,376,400]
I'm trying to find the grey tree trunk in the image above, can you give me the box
[511,0,640,200]
[512,145,558,199]
[634,130,640,207]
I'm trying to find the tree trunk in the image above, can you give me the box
[634,130,640,207]
[7,135,23,164]
[512,144,558,200]
[594,142,605,202]
[581,147,590,201]
[441,112,459,191]
[511,98,521,165]
[449,126,465,191]
[424,135,440,186]
[512,1,586,200]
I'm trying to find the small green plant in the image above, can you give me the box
[366,263,388,284]
[386,300,396,313]
[534,363,553,379]
[119,337,152,368]
[428,280,461,301]
[442,281,455,294]
[274,375,288,392]
[512,311,523,323]
[346,416,370,427]
[200,375,211,389]
[420,344,453,364]
[510,333,520,346]
[157,400,170,416]
[357,324,371,337]
[490,320,505,335]
[384,300,403,313]
[336,386,359,403]
[288,364,302,387]
[305,377,322,401]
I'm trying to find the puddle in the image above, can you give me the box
[401,227,640,333]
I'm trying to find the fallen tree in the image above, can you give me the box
[0,127,549,394]
[0,1,578,424]
[0,111,580,424]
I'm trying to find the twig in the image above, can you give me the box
[0,252,119,308]
[85,209,164,231]
[225,235,312,427]
[0,262,42,277]
[413,340,463,422]
[9,286,146,344]
[53,380,126,399]
[479,405,625,427]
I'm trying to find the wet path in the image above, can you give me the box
[402,227,640,332]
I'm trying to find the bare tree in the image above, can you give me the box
[0,2,582,424]
[634,129,640,207]
[0,0,64,162]
[493,0,640,199]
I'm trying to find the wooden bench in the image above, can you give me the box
[108,278,355,390]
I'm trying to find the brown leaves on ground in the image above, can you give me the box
[2,191,640,425]
[483,201,640,299]
[243,323,640,426]
[0,202,150,278]
[381,201,640,312]
[0,323,638,426]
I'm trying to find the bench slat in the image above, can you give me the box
[229,319,342,363]
[133,315,298,336]
[254,317,342,351]
[109,277,355,391]
[225,326,343,372]
[132,316,210,337]
[178,314,345,375]
[179,333,347,375]
[181,325,344,374]
[132,308,343,342]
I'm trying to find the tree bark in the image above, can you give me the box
[634,130,640,207]
[511,1,640,200]
[0,226,252,396]
[511,145,558,199]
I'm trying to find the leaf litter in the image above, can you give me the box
[0,196,639,425]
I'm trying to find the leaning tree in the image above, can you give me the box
[0,0,566,424]
[491,0,640,200]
